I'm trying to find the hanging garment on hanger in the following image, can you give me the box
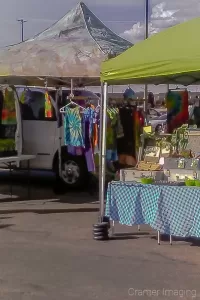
[90,104,98,149]
[94,106,100,151]
[106,108,118,149]
[166,90,189,133]
[117,107,136,166]
[2,87,17,125]
[68,145,84,156]
[116,113,124,139]
[106,108,118,166]
[64,106,84,147]
[134,109,142,154]
[82,107,96,172]
[45,92,53,118]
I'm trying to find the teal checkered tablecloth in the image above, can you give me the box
[105,181,200,237]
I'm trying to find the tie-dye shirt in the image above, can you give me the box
[64,107,84,147]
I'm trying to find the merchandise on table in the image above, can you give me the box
[120,168,164,182]
[119,123,200,184]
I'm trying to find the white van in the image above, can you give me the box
[4,87,100,188]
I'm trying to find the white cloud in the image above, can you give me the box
[122,0,200,43]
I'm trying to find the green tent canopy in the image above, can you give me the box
[101,17,200,85]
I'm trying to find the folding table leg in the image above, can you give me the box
[138,225,140,231]
[111,220,115,236]
[158,231,160,245]
[27,160,31,200]
[170,235,172,245]
[9,162,13,198]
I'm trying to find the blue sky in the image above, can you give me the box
[2,0,200,47]
[0,0,144,47]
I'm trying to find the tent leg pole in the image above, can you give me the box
[58,87,62,178]
[98,83,103,211]
[144,84,148,123]
[99,82,108,220]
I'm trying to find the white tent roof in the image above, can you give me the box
[0,2,131,86]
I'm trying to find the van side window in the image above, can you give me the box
[21,91,56,121]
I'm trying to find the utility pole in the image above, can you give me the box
[144,0,149,114]
[17,19,27,42]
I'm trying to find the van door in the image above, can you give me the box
[20,90,57,169]
[14,88,22,159]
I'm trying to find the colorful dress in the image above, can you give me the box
[106,108,118,162]
[82,107,95,172]
[64,107,84,147]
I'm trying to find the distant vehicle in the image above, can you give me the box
[148,108,166,118]
[137,107,165,118]
[148,113,167,133]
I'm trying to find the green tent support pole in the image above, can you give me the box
[144,0,149,115]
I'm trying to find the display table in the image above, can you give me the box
[0,155,36,199]
[106,181,200,241]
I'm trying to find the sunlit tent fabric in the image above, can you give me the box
[101,17,200,85]
[0,2,131,86]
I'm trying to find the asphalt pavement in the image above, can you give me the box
[0,212,199,299]
[0,170,199,299]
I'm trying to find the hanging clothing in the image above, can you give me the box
[64,107,84,147]
[93,107,100,154]
[106,108,118,162]
[45,92,53,118]
[134,110,141,154]
[106,108,118,150]
[2,88,17,125]
[166,90,189,133]
[82,107,96,172]
[117,108,135,156]
[116,114,124,139]
[106,149,118,162]
[117,107,136,166]
[91,105,98,149]
[19,91,25,104]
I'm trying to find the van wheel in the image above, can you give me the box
[55,153,89,189]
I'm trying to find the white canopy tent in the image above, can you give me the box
[0,2,131,86]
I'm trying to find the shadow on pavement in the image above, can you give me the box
[0,224,14,229]
[114,232,150,237]
[151,235,200,246]
[110,235,139,240]
[0,169,98,204]
[35,207,99,214]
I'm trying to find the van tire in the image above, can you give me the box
[55,153,89,189]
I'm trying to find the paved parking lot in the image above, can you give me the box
[0,212,199,299]
[0,171,199,299]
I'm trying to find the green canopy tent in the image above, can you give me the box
[99,17,200,221]
[101,17,200,85]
